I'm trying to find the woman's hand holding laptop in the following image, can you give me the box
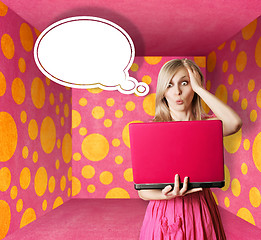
[162,174,203,200]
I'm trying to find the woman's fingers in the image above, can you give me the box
[173,174,180,195]
[179,177,189,195]
[162,185,172,195]
[185,188,203,195]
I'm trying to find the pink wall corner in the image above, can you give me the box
[0,3,72,239]
[206,17,261,228]
[71,56,206,199]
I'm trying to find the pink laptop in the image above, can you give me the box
[129,120,225,190]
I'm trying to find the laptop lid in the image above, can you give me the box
[129,120,225,190]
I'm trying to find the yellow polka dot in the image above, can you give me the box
[142,75,152,85]
[215,85,227,104]
[31,77,45,109]
[112,138,120,147]
[224,128,242,154]
[115,155,123,164]
[241,98,248,110]
[1,34,15,59]
[49,93,54,105]
[249,187,261,208]
[0,167,11,191]
[92,106,105,119]
[232,89,239,102]
[0,1,8,16]
[82,165,95,179]
[64,104,69,118]
[56,105,60,115]
[20,111,27,123]
[257,89,261,108]
[22,146,28,159]
[255,37,261,67]
[72,110,81,128]
[124,168,133,182]
[228,74,234,85]
[53,197,63,209]
[10,186,18,199]
[194,56,206,67]
[72,176,81,197]
[16,199,23,212]
[46,77,50,86]
[106,188,130,199]
[48,176,55,193]
[243,139,250,151]
[250,110,257,122]
[237,208,255,225]
[20,208,36,228]
[33,151,38,163]
[87,88,103,93]
[62,133,72,163]
[55,159,60,169]
[222,60,228,72]
[231,178,241,197]
[0,200,11,239]
[130,63,139,71]
[79,98,87,106]
[34,167,48,196]
[73,152,81,161]
[253,132,261,172]
[144,56,162,65]
[115,109,123,118]
[230,40,236,52]
[0,72,6,96]
[68,167,72,181]
[40,116,56,154]
[67,188,71,197]
[104,119,112,128]
[236,51,247,72]
[60,176,66,191]
[205,80,211,91]
[242,19,257,40]
[143,93,155,116]
[20,167,30,190]
[122,121,143,148]
[82,134,109,161]
[224,197,230,208]
[207,51,216,72]
[0,112,18,162]
[20,23,34,52]
[201,99,210,114]
[212,192,218,205]
[79,127,87,136]
[221,165,230,191]
[12,78,25,105]
[106,98,115,107]
[57,139,61,149]
[241,163,248,175]
[61,117,64,126]
[126,101,135,111]
[217,42,226,50]
[18,58,26,73]
[248,79,255,92]
[100,171,113,185]
[28,119,38,140]
[87,184,96,193]
[42,200,47,211]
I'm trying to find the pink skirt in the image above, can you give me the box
[139,189,226,240]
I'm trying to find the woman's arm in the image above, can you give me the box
[185,64,242,136]
[138,174,202,201]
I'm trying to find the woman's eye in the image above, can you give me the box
[181,81,188,86]
[167,83,173,88]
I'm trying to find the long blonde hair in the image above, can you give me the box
[154,58,206,122]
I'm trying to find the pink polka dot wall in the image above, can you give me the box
[0,3,72,239]
[71,56,206,199]
[208,17,261,228]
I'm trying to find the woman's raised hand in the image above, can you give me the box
[162,174,203,200]
[184,60,202,92]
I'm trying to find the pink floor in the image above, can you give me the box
[4,199,261,240]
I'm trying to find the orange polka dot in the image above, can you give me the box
[236,51,247,72]
[242,19,257,40]
[12,78,25,105]
[207,51,216,72]
[144,57,162,65]
[1,34,15,59]
[20,208,36,228]
[0,200,11,239]
[255,37,261,67]
[20,23,34,52]
[31,77,45,109]
[0,2,8,16]
[0,72,6,96]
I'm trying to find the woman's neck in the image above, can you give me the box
[169,109,195,121]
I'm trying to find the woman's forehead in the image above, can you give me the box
[170,68,189,82]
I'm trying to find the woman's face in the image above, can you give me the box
[164,67,195,112]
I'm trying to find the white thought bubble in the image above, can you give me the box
[33,16,149,96]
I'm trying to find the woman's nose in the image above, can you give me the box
[174,86,181,95]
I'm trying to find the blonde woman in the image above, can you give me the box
[138,59,242,240]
